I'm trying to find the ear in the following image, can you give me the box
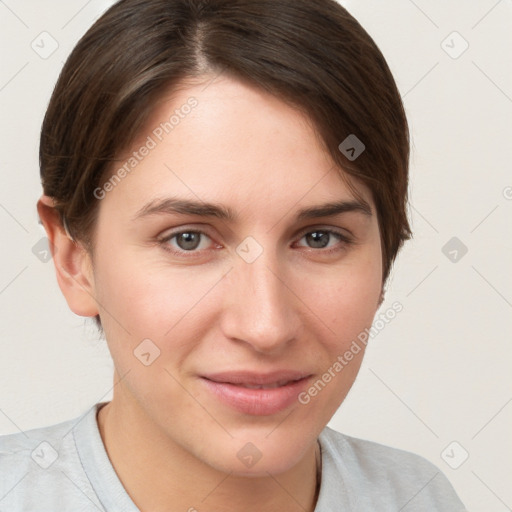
[37,195,99,317]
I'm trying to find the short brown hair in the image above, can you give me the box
[40,0,411,329]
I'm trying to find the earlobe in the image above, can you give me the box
[37,195,99,318]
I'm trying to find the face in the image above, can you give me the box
[87,75,383,476]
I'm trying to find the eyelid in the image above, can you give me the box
[159,224,353,242]
[294,224,354,241]
[159,224,214,239]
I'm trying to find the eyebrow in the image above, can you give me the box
[132,196,372,222]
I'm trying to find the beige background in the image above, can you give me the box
[1,1,511,510]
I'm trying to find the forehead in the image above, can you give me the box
[101,75,374,217]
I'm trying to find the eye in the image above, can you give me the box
[158,226,353,258]
[295,228,353,253]
[159,230,215,255]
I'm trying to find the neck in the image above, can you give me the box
[97,394,320,512]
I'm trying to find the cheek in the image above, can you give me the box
[93,252,224,355]
[296,257,382,346]
[335,272,382,332]
[293,263,381,421]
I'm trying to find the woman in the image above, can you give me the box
[0,0,466,510]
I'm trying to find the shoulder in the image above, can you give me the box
[320,425,440,477]
[0,407,104,511]
[317,426,467,511]
[0,415,75,472]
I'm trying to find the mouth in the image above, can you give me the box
[200,370,312,415]
[229,379,301,389]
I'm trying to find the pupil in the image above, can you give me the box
[177,232,200,250]
[306,231,329,248]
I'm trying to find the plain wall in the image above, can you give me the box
[0,1,511,510]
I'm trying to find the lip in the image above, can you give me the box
[200,370,312,416]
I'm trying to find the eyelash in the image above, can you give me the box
[158,227,354,258]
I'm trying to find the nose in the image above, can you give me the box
[219,249,302,355]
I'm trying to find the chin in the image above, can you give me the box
[198,432,314,477]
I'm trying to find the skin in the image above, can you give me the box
[38,74,383,512]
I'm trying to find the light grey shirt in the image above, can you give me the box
[0,402,466,511]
